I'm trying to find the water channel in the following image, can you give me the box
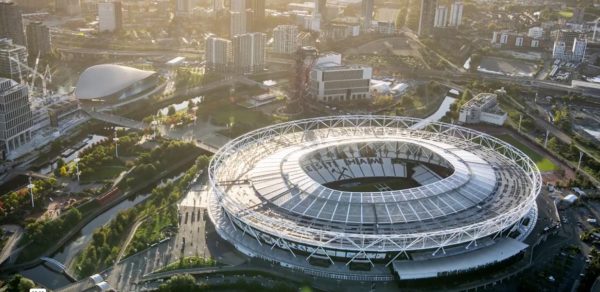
[20,193,150,289]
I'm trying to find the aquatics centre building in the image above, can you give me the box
[207,115,541,281]
[74,64,159,104]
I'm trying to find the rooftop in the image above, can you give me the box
[210,116,540,252]
[74,64,156,100]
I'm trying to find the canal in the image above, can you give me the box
[20,193,150,289]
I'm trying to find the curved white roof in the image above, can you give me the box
[75,64,156,100]
[208,116,542,253]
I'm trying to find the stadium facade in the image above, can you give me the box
[207,116,541,281]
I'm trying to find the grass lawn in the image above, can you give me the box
[211,102,270,126]
[496,134,559,172]
[196,93,274,137]
[80,164,127,183]
[156,256,217,272]
[559,10,573,18]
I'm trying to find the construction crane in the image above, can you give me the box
[9,54,51,96]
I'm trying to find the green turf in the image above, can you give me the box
[325,177,421,192]
[195,92,274,137]
[81,165,127,183]
[496,134,559,172]
[197,94,272,127]
[559,10,573,18]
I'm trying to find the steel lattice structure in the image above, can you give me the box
[207,116,541,266]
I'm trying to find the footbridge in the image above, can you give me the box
[84,110,148,130]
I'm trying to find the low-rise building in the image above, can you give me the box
[309,54,372,103]
[322,23,360,40]
[491,30,543,49]
[527,27,544,39]
[458,93,507,126]
[376,21,396,34]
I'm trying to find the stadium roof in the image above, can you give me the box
[209,116,541,253]
[75,64,156,100]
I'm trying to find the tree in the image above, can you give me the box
[395,8,407,28]
[167,105,176,116]
[553,106,571,132]
[92,230,106,246]
[17,278,35,292]
[7,275,23,292]
[6,275,35,292]
[59,165,69,177]
[547,137,559,152]
[54,158,66,176]
[196,155,211,169]
[469,54,482,72]
[50,140,63,154]
[158,274,200,292]
[64,208,82,223]
[373,95,393,107]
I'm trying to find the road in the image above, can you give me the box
[55,46,201,58]
[0,225,23,265]
[384,62,581,96]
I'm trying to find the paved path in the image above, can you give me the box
[116,218,147,263]
[85,110,148,130]
[0,225,23,265]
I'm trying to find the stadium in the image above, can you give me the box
[207,115,542,281]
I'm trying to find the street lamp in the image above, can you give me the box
[27,176,35,208]
[594,17,600,42]
[113,129,119,158]
[151,120,158,138]
[192,106,198,126]
[74,157,81,183]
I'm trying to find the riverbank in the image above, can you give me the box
[1,144,204,274]
[72,155,209,278]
